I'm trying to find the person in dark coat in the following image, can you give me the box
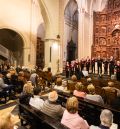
[115,61,120,81]
[111,94,120,110]
[97,56,103,74]
[86,56,91,73]
[70,60,75,76]
[75,59,81,80]
[80,58,85,71]
[65,61,70,78]
[103,58,109,74]
[91,57,96,74]
[109,56,115,76]
[19,81,33,105]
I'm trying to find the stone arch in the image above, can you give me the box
[0,27,26,66]
[38,0,51,38]
[64,0,78,61]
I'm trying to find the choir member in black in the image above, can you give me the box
[91,57,95,74]
[103,58,109,74]
[109,56,115,76]
[65,61,70,78]
[80,58,85,71]
[115,61,120,81]
[74,59,80,80]
[86,56,91,73]
[70,60,75,76]
[97,56,103,74]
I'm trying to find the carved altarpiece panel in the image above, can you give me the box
[92,0,120,60]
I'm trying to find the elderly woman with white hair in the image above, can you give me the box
[90,109,118,129]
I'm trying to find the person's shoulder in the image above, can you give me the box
[89,125,100,129]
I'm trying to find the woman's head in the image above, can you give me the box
[75,82,84,91]
[87,78,92,83]
[108,81,114,87]
[56,77,62,86]
[0,113,15,129]
[66,96,78,114]
[87,84,95,94]
[23,81,33,94]
[71,75,77,82]
[100,109,113,127]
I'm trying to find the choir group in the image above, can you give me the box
[65,56,120,81]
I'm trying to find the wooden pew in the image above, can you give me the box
[18,101,69,129]
[57,91,120,127]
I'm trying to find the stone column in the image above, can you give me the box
[44,39,60,75]
[23,47,30,67]
[78,8,85,59]
[30,39,36,68]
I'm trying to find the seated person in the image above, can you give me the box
[73,82,86,98]
[54,77,65,91]
[87,77,92,84]
[19,81,33,105]
[41,91,64,120]
[111,91,120,110]
[102,81,120,96]
[61,96,89,129]
[67,75,77,93]
[29,87,44,110]
[69,75,77,82]
[0,113,26,129]
[0,73,8,91]
[85,84,104,105]
[29,69,38,86]
[90,109,118,129]
[82,67,89,77]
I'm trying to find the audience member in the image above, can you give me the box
[54,77,66,91]
[102,81,120,96]
[61,96,89,129]
[85,84,104,105]
[19,81,33,105]
[87,77,92,84]
[0,113,26,129]
[90,109,117,129]
[41,91,64,120]
[0,73,8,91]
[71,75,77,82]
[29,87,44,110]
[111,91,120,110]
[73,82,86,98]
[29,69,38,86]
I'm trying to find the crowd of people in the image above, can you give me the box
[65,56,120,81]
[0,61,119,129]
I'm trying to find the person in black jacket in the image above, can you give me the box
[109,56,115,76]
[97,56,103,74]
[103,58,109,74]
[19,81,33,105]
[115,61,120,81]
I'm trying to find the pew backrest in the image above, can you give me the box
[18,101,69,129]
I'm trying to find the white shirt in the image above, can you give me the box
[54,85,65,91]
[29,95,44,110]
[82,70,88,77]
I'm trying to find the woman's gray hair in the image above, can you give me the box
[100,109,113,127]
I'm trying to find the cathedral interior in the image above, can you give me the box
[0,0,120,129]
